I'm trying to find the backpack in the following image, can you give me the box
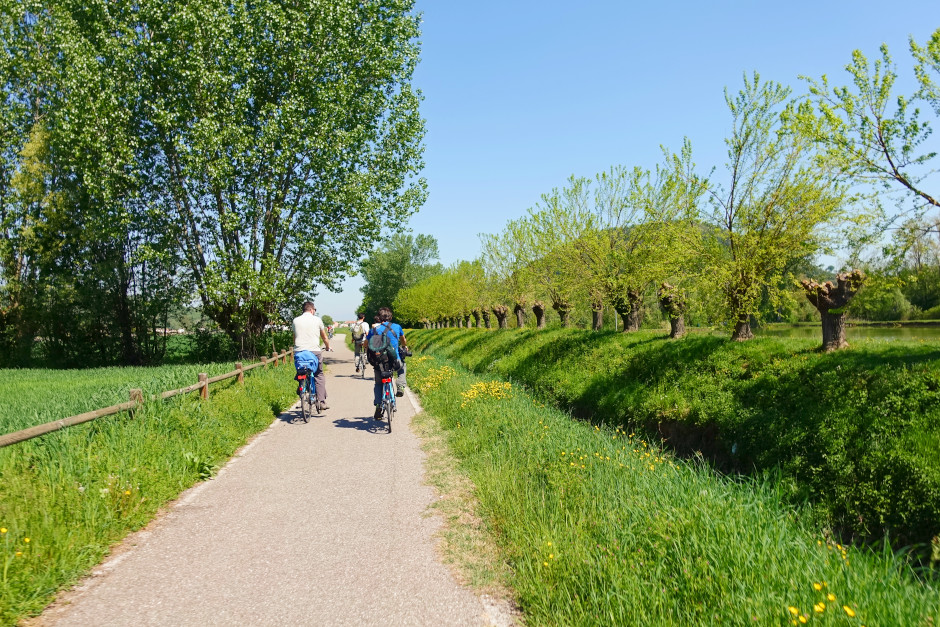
[351,322,366,341]
[367,323,400,369]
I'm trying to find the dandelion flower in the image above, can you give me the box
[799,617,807,624]
[543,561,548,567]
[15,551,22,556]
[843,606,855,617]
[23,538,29,543]
[0,527,6,534]
[814,603,825,612]
[125,490,131,495]
[788,607,800,615]
[827,593,836,602]
[813,583,822,591]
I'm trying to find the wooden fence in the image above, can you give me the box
[0,348,295,449]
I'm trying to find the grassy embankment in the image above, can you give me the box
[0,363,296,625]
[408,328,940,555]
[407,350,940,625]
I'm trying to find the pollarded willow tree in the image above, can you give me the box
[480,218,533,329]
[698,74,846,341]
[519,177,596,328]
[581,165,677,332]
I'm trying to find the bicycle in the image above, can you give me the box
[295,366,322,423]
[354,339,368,377]
[377,368,396,433]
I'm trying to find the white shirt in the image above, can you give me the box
[292,312,325,352]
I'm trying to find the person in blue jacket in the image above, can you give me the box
[367,306,408,420]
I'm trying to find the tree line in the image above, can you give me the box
[394,32,940,352]
[0,0,425,366]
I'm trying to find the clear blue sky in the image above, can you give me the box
[316,1,939,321]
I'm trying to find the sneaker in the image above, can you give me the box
[355,366,360,373]
[395,387,404,397]
[374,406,383,420]
[319,404,329,410]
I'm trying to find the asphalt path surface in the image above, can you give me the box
[39,340,498,626]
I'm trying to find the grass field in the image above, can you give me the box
[0,362,296,625]
[0,363,243,433]
[407,353,940,625]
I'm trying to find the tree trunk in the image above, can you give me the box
[472,309,481,328]
[820,312,848,351]
[669,316,686,339]
[492,305,509,329]
[553,301,572,328]
[591,302,603,331]
[801,270,865,352]
[658,282,687,339]
[513,303,526,328]
[482,309,491,329]
[532,301,546,329]
[464,313,472,327]
[457,317,463,328]
[731,316,753,341]
[612,288,644,332]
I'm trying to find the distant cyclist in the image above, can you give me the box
[292,301,332,410]
[366,306,408,420]
[351,313,370,373]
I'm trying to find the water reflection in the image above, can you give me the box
[755,324,940,341]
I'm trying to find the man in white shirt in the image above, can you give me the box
[292,301,332,409]
[350,313,370,372]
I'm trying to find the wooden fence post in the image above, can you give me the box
[272,350,279,366]
[262,356,268,369]
[199,373,208,399]
[129,389,143,417]
[236,362,244,384]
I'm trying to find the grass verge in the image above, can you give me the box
[0,364,296,625]
[408,328,940,555]
[407,353,940,625]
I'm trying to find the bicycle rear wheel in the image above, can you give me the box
[300,387,311,423]
[384,396,393,433]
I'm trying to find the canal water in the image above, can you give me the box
[755,324,940,341]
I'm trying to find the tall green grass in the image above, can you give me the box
[0,363,239,433]
[408,328,940,554]
[408,354,940,625]
[0,364,295,625]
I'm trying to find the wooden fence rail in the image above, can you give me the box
[0,348,295,449]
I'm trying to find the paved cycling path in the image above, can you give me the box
[38,341,501,626]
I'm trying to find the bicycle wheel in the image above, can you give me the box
[300,386,311,423]
[384,390,393,433]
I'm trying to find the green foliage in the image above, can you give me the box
[359,233,442,320]
[0,363,295,624]
[409,354,940,625]
[409,328,940,555]
[799,29,939,211]
[1,1,427,361]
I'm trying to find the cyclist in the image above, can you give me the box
[367,306,408,420]
[351,313,370,372]
[292,301,332,410]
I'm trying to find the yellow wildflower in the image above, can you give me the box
[23,537,29,543]
[813,583,822,591]
[843,606,856,617]
[788,607,800,615]
[814,603,825,613]
[799,617,807,624]
[0,527,6,534]
[827,593,836,602]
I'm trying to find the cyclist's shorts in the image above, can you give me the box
[294,350,319,373]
